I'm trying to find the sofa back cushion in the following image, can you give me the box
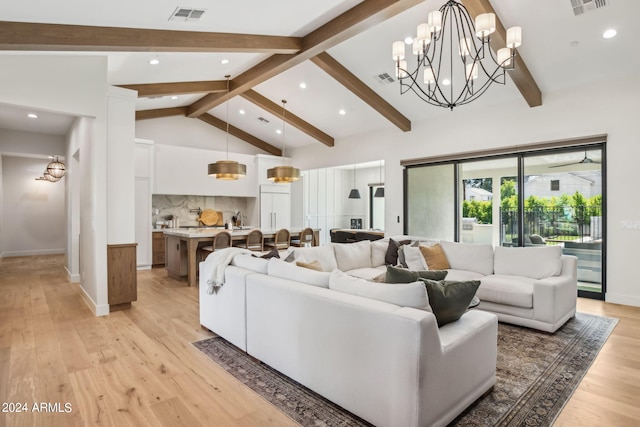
[329,270,430,311]
[494,245,563,279]
[291,244,338,272]
[231,254,269,274]
[439,241,494,275]
[333,240,372,271]
[371,240,389,267]
[267,258,330,288]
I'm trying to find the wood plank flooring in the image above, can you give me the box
[1,254,639,426]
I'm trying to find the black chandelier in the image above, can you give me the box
[392,0,521,110]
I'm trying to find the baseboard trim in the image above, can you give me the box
[78,285,109,316]
[606,293,640,308]
[137,265,152,271]
[0,249,65,258]
[64,266,80,283]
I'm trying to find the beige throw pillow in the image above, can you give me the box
[419,244,450,270]
[296,260,323,271]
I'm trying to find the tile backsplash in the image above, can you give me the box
[152,194,249,227]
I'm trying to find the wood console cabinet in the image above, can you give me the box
[165,235,188,281]
[152,231,166,267]
[107,243,138,311]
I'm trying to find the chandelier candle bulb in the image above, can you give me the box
[416,23,431,44]
[412,39,421,56]
[497,48,512,67]
[424,67,436,85]
[466,63,479,80]
[427,10,442,33]
[506,26,522,49]
[392,41,405,61]
[459,37,472,57]
[396,60,408,78]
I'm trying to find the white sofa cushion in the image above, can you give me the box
[292,244,338,272]
[333,240,372,271]
[445,269,485,281]
[402,245,428,270]
[329,270,430,311]
[267,258,330,288]
[477,274,536,308]
[231,254,269,274]
[494,245,562,279]
[439,241,494,275]
[345,265,387,281]
[371,240,389,267]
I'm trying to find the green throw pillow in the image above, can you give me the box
[385,265,448,283]
[419,279,480,327]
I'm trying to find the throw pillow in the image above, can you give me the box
[385,238,411,265]
[397,241,419,267]
[333,240,372,271]
[283,250,296,263]
[267,258,330,288]
[253,247,280,259]
[419,279,480,327]
[419,244,450,270]
[385,265,448,283]
[329,270,430,311]
[403,245,428,270]
[296,260,323,271]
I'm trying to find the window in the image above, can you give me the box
[551,180,560,191]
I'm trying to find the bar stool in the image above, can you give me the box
[235,229,263,252]
[264,228,291,251]
[199,231,232,262]
[290,227,315,247]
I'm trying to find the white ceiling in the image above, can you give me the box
[1,0,638,148]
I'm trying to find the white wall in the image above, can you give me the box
[0,156,65,257]
[0,129,66,157]
[289,75,640,307]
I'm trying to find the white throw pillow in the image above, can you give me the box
[494,245,562,279]
[333,240,372,271]
[267,258,330,288]
[439,240,494,275]
[371,240,389,267]
[403,246,428,270]
[292,244,338,272]
[329,270,430,311]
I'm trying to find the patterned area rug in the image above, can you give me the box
[193,312,617,427]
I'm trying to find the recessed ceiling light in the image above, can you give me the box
[276,129,282,134]
[602,29,617,39]
[299,82,307,89]
[339,109,346,116]
[27,113,38,119]
[239,109,245,115]
[221,59,230,64]
[404,36,413,45]
[570,40,580,48]
[149,58,160,65]
[171,96,178,100]
[442,79,451,86]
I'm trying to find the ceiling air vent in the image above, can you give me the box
[374,72,395,85]
[169,7,206,22]
[570,0,607,16]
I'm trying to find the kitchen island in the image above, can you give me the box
[162,227,320,287]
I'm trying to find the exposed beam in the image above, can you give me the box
[0,21,302,53]
[241,90,334,147]
[197,114,281,156]
[187,0,424,117]
[135,107,187,121]
[311,52,411,132]
[461,0,542,107]
[119,81,227,97]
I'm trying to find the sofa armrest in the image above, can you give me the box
[532,255,577,324]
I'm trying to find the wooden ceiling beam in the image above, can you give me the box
[311,52,411,132]
[187,0,424,117]
[241,90,334,147]
[119,81,227,97]
[461,0,542,107]
[0,21,302,53]
[135,107,188,121]
[197,114,282,156]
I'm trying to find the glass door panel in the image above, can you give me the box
[458,158,519,247]
[523,148,604,296]
[406,164,455,240]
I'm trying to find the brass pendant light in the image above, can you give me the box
[208,75,247,180]
[46,156,66,178]
[267,100,300,183]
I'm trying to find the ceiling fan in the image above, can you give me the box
[549,151,601,168]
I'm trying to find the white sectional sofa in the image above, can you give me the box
[199,252,498,427]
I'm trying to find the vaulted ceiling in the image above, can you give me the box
[1,0,638,152]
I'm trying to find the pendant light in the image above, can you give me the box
[208,75,247,180]
[348,165,361,199]
[46,156,66,178]
[374,160,385,198]
[267,100,300,183]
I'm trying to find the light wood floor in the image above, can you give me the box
[1,255,639,427]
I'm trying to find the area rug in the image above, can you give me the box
[193,312,617,427]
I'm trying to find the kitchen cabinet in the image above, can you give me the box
[152,231,165,267]
[165,235,187,280]
[107,243,137,311]
[260,185,291,230]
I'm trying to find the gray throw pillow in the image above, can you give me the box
[385,265,448,283]
[419,279,480,327]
